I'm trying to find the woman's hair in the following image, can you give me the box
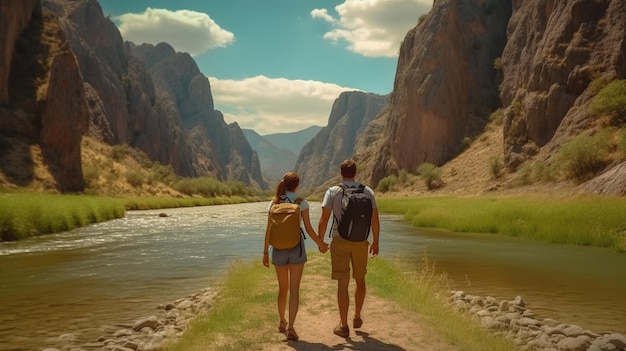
[273,171,300,203]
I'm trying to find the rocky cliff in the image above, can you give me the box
[499,0,626,169]
[0,0,266,192]
[128,42,264,187]
[353,0,624,195]
[295,91,387,189]
[0,0,89,192]
[0,0,40,105]
[358,0,511,184]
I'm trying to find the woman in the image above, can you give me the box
[263,172,328,341]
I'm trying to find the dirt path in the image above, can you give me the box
[255,271,460,351]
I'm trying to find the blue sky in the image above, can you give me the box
[98,0,433,134]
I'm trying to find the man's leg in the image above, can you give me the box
[354,276,366,322]
[337,278,350,328]
[352,240,369,327]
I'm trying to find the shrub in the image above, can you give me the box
[377,175,398,193]
[398,169,410,185]
[590,79,626,124]
[513,161,553,185]
[110,144,129,161]
[555,131,612,182]
[619,128,626,156]
[417,163,442,189]
[493,57,503,70]
[126,171,144,188]
[151,163,177,185]
[488,156,504,179]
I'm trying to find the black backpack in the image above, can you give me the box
[335,184,373,242]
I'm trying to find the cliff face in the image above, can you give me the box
[500,0,626,168]
[0,0,40,105]
[295,91,387,189]
[354,0,624,194]
[0,0,266,192]
[0,0,88,192]
[128,42,264,188]
[360,0,511,184]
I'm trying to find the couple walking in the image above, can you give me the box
[262,159,380,341]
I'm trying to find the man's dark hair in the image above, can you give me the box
[340,159,357,178]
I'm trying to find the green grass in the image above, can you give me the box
[378,195,626,251]
[0,192,262,241]
[0,192,125,241]
[164,259,277,351]
[165,255,517,351]
[367,256,518,351]
[121,196,256,210]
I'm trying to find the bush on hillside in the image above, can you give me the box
[488,156,504,179]
[377,175,398,193]
[590,79,626,125]
[417,163,442,189]
[554,130,612,182]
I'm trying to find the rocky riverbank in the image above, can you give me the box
[449,291,626,351]
[40,287,626,351]
[41,288,216,351]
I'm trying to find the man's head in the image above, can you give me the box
[340,159,357,179]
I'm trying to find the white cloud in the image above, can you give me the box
[209,76,358,135]
[313,0,432,57]
[116,8,234,56]
[310,8,335,23]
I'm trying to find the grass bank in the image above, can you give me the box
[0,193,124,241]
[378,194,626,251]
[0,192,258,241]
[164,254,517,351]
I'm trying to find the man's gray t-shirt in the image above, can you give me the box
[321,181,377,238]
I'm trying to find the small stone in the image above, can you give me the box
[133,316,158,331]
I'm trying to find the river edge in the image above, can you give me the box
[38,256,626,351]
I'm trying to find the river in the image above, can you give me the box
[1,202,625,350]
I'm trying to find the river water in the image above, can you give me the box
[1,202,625,350]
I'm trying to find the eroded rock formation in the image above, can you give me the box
[357,0,511,185]
[295,91,387,189]
[500,0,626,169]
[0,0,266,192]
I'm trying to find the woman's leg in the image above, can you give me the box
[275,265,289,326]
[287,262,305,329]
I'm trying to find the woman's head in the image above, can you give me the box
[273,171,300,202]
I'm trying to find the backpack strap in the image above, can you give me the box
[330,184,351,238]
[281,195,303,204]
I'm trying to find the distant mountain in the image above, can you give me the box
[243,126,321,182]
[263,126,323,155]
[0,0,266,191]
[295,92,387,189]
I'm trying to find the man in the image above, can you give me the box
[318,159,380,337]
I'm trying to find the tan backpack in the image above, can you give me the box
[266,197,303,250]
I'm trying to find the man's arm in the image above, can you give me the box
[369,207,380,257]
[318,207,332,242]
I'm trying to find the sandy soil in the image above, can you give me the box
[254,268,460,351]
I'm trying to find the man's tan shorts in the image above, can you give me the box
[330,236,369,280]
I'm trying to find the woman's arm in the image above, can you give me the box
[302,209,328,253]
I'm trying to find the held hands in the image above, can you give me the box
[318,241,329,254]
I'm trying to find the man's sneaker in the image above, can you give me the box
[353,317,363,329]
[333,323,349,337]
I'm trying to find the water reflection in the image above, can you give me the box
[0,202,625,350]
